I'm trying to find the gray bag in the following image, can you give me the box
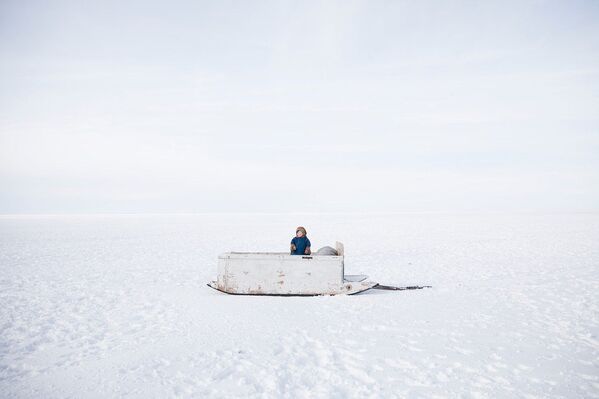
[315,246,338,256]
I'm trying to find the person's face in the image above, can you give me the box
[296,230,304,237]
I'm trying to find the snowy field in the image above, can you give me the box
[1,213,598,398]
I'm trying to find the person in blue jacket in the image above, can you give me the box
[290,226,311,255]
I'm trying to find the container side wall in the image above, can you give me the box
[220,254,345,295]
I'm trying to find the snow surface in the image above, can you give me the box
[1,213,598,398]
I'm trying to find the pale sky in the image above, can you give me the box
[1,0,598,213]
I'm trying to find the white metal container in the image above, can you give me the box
[207,242,376,296]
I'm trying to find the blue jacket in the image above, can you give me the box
[291,236,311,255]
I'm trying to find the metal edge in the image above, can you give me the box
[206,281,376,297]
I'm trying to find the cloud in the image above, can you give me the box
[1,0,598,213]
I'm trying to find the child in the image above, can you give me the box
[290,226,311,255]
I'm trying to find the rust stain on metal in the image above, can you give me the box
[247,285,265,294]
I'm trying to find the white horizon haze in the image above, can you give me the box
[1,0,598,214]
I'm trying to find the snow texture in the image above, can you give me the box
[1,213,598,398]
